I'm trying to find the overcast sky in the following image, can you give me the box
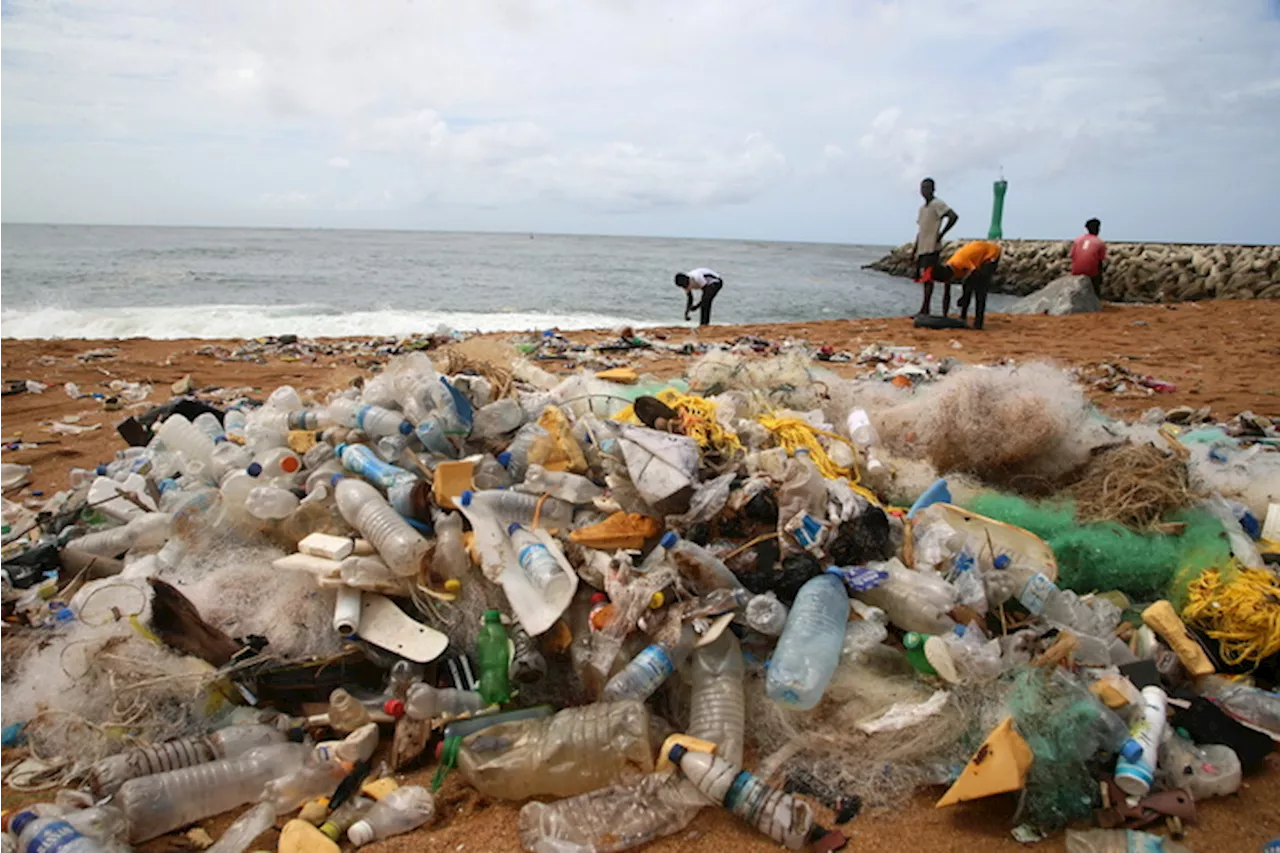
[3,1,1278,244]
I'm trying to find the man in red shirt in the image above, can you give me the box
[1071,218,1107,297]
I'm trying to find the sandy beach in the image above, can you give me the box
[3,300,1280,852]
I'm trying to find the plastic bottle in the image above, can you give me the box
[854,558,956,635]
[244,485,300,520]
[1156,733,1242,800]
[336,444,416,490]
[154,414,215,478]
[1114,685,1168,797]
[471,398,525,440]
[471,455,512,491]
[192,412,226,443]
[1198,675,1280,736]
[667,745,815,850]
[325,398,413,438]
[72,513,172,558]
[766,571,849,711]
[523,464,604,504]
[205,801,275,853]
[210,442,253,483]
[116,742,309,843]
[688,631,746,764]
[637,531,679,573]
[248,447,302,481]
[601,625,695,702]
[509,620,549,683]
[476,610,511,705]
[1065,829,1191,853]
[223,409,247,444]
[508,525,570,597]
[347,785,435,847]
[317,796,373,841]
[401,683,486,720]
[745,592,789,636]
[430,511,470,583]
[776,448,827,525]
[262,759,348,815]
[10,811,114,853]
[328,688,372,733]
[501,423,549,481]
[334,477,430,577]
[459,489,574,530]
[668,537,745,591]
[88,724,286,796]
[456,701,653,800]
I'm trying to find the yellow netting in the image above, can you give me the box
[615,389,744,457]
[756,414,881,505]
[1182,566,1280,668]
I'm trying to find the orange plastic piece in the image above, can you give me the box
[596,368,640,385]
[569,512,662,551]
[533,406,588,473]
[433,459,475,510]
[935,717,1033,808]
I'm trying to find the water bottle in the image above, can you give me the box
[72,513,172,557]
[328,688,372,733]
[192,412,225,443]
[508,525,569,597]
[766,571,849,710]
[517,772,701,853]
[667,745,815,850]
[476,610,511,705]
[471,455,512,491]
[668,537,744,591]
[347,785,435,847]
[501,423,549,481]
[210,442,252,482]
[247,447,302,481]
[154,414,215,478]
[116,742,309,842]
[471,398,524,440]
[334,477,430,576]
[523,464,603,504]
[336,443,416,490]
[457,701,653,800]
[745,592,789,636]
[205,802,275,853]
[601,625,695,702]
[325,398,413,438]
[430,511,470,583]
[400,683,486,720]
[88,724,285,796]
[223,409,247,443]
[244,485,300,520]
[10,811,114,853]
[688,631,746,764]
[262,759,348,815]
[459,489,574,529]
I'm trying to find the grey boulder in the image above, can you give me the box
[1009,274,1101,315]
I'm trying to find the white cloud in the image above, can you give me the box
[2,0,1277,242]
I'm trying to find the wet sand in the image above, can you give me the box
[3,299,1280,851]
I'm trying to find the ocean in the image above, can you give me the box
[0,224,1016,340]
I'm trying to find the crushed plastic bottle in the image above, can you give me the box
[71,513,172,558]
[327,687,373,733]
[459,489,575,529]
[324,398,414,438]
[746,592,789,635]
[523,464,604,504]
[500,422,549,481]
[766,570,849,710]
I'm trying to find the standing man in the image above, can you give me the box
[912,177,959,316]
[675,268,724,326]
[1071,218,1107,297]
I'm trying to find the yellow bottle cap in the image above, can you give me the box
[648,591,665,609]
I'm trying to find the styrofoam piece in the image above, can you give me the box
[1262,502,1280,542]
[333,587,363,636]
[273,552,343,578]
[299,532,355,561]
[357,593,447,663]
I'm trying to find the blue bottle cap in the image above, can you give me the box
[9,811,39,836]
[158,478,179,493]
[398,421,413,435]
[1121,738,1144,762]
[246,462,263,477]
[508,523,522,535]
[993,554,1011,570]
[330,473,345,488]
[667,743,688,763]
[660,531,678,549]
[96,464,108,476]
[497,451,512,467]
[459,490,474,507]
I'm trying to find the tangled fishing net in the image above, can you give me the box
[1071,441,1196,531]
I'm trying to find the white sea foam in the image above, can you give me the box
[0,303,653,340]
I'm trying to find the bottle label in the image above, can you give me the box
[24,822,84,853]
[631,645,675,686]
[1018,573,1055,615]
[518,543,552,568]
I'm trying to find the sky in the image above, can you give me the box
[3,0,1279,245]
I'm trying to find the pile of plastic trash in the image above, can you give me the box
[2,343,1279,853]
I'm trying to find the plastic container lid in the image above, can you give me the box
[459,490,474,507]
[1121,738,1144,762]
[993,554,1011,570]
[96,464,108,475]
[383,699,405,718]
[591,592,609,605]
[347,819,375,847]
[507,523,522,535]
[8,811,39,836]
[330,473,346,487]
[246,462,263,477]
[659,531,678,549]
[335,443,349,458]
[281,455,300,473]
[398,421,413,435]
[497,452,512,467]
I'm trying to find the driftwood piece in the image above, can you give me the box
[148,578,240,666]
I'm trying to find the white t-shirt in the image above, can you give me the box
[915,198,953,254]
[684,268,722,290]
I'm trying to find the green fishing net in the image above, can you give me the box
[966,494,1231,602]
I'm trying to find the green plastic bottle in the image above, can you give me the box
[477,609,511,705]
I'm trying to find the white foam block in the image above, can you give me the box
[298,532,355,561]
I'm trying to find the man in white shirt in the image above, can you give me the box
[911,177,959,316]
[674,268,724,326]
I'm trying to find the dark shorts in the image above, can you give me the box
[914,251,940,281]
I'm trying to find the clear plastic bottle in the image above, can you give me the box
[244,486,300,520]
[471,454,512,491]
[205,801,275,853]
[210,442,253,483]
[500,423,549,481]
[402,683,486,720]
[669,537,744,591]
[88,724,286,796]
[72,513,172,557]
[456,701,653,800]
[601,625,695,702]
[325,398,413,438]
[745,592,789,636]
[470,398,525,440]
[508,525,569,597]
[334,477,430,577]
[459,489,574,529]
[116,742,309,843]
[347,785,435,847]
[262,759,348,815]
[1198,675,1280,736]
[854,558,957,635]
[667,745,815,850]
[523,464,603,504]
[688,631,746,764]
[328,688,373,733]
[318,795,373,841]
[336,444,416,490]
[430,511,470,583]
[766,571,849,710]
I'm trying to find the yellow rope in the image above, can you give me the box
[756,414,881,505]
[616,388,744,456]
[1182,566,1280,668]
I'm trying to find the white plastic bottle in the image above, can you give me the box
[325,398,413,438]
[508,524,570,597]
[116,742,309,843]
[766,571,849,710]
[334,477,430,577]
[192,412,226,443]
[154,414,215,478]
[244,486,301,520]
[602,625,695,703]
[210,442,253,483]
[1114,685,1168,797]
[72,513,172,557]
[523,464,604,504]
[402,682,486,720]
[459,489,574,529]
[10,811,115,853]
[247,447,302,481]
[88,723,286,796]
[347,785,435,847]
[223,409,247,444]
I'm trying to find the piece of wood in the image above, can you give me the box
[148,578,240,666]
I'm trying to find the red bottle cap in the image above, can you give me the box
[590,592,608,606]
[383,699,405,718]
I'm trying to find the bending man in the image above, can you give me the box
[675,268,724,326]
[935,240,1001,330]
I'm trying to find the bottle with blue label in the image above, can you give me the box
[508,524,569,597]
[600,624,694,702]
[10,809,114,853]
[337,444,417,491]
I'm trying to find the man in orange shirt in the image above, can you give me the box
[1071,218,1107,297]
[934,240,1001,330]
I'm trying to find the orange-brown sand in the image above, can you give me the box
[3,300,1280,851]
